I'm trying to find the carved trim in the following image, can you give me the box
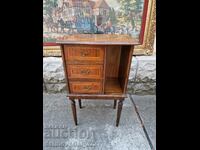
[134,0,156,55]
[43,46,61,56]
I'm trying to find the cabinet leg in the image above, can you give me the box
[78,99,82,109]
[113,100,117,109]
[69,98,78,125]
[116,99,124,127]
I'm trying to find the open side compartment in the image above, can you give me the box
[104,45,133,94]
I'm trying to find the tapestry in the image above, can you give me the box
[43,0,145,43]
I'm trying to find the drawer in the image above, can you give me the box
[64,45,104,62]
[69,81,102,94]
[67,65,103,79]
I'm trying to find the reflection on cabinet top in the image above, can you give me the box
[56,34,140,45]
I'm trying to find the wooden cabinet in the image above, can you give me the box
[57,34,137,126]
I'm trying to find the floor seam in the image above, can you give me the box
[129,94,155,150]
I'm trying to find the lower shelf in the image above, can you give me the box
[67,93,127,99]
[105,78,123,94]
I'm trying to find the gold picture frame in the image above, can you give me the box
[43,0,156,56]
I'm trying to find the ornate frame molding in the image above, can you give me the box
[134,0,156,55]
[43,0,156,56]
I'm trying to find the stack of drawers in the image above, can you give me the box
[64,45,105,94]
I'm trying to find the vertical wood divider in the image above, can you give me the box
[102,46,107,94]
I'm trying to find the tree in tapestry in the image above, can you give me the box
[43,0,145,43]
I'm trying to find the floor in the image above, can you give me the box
[43,94,156,150]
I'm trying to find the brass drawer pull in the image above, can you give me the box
[80,69,90,74]
[83,86,92,90]
[80,51,89,56]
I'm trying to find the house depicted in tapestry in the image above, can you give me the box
[59,0,111,26]
[93,0,110,25]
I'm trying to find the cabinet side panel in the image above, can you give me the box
[118,46,134,93]
[61,45,70,93]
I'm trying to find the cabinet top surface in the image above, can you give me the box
[56,34,140,45]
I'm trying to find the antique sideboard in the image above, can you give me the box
[57,34,140,126]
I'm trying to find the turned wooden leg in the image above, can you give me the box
[113,100,117,109]
[69,98,78,125]
[116,99,124,127]
[78,99,82,109]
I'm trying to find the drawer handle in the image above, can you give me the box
[83,86,92,90]
[81,51,89,56]
[80,69,90,74]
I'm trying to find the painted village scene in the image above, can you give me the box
[43,0,145,43]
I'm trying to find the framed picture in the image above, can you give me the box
[43,0,156,56]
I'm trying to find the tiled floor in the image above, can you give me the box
[43,94,156,150]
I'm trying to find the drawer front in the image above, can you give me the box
[67,65,103,79]
[65,45,104,62]
[69,81,102,94]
